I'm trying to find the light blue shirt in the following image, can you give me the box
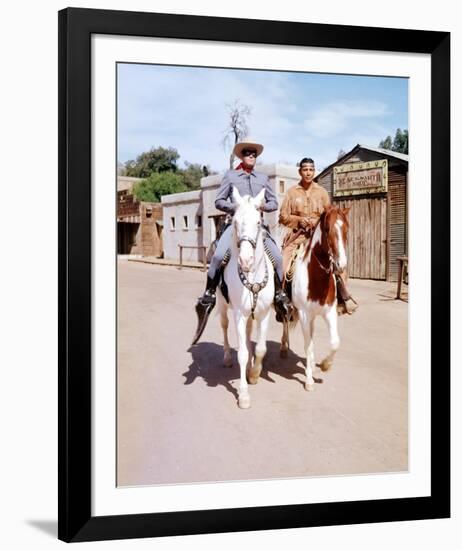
[214,168,278,214]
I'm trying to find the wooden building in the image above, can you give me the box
[117,177,163,257]
[315,145,408,281]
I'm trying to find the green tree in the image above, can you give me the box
[124,146,180,178]
[393,128,408,154]
[133,172,187,202]
[379,135,393,150]
[379,128,408,154]
[178,162,216,191]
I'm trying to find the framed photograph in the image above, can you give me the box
[58,7,450,543]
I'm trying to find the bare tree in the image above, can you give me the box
[221,99,251,169]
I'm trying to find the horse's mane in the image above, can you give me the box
[303,205,349,261]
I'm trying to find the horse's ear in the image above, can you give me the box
[232,186,243,206]
[252,188,266,210]
[342,207,351,217]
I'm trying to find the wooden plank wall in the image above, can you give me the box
[335,197,387,280]
[317,152,407,281]
[387,169,407,281]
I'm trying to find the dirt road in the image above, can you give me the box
[117,260,407,486]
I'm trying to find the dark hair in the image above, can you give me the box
[298,157,315,167]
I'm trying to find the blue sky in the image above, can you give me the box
[117,63,408,173]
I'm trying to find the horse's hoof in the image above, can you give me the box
[238,392,251,409]
[248,375,259,385]
[223,352,233,368]
[305,382,315,392]
[247,366,262,384]
[280,348,288,359]
[320,360,333,372]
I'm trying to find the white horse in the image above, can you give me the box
[281,205,350,391]
[217,187,275,409]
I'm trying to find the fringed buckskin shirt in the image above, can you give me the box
[279,181,331,230]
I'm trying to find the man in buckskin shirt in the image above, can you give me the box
[279,157,358,315]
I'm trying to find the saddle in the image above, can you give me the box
[282,237,358,315]
[283,243,305,302]
[282,228,314,300]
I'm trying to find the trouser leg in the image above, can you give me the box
[263,234,292,322]
[336,271,358,315]
[207,225,232,279]
[282,241,298,280]
[263,235,283,280]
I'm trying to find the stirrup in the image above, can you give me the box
[274,292,293,323]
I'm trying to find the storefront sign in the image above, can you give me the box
[333,160,388,197]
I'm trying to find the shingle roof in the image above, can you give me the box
[357,144,409,162]
[316,143,408,181]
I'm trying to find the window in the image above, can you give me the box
[170,216,176,230]
[196,215,202,228]
[183,215,189,230]
[279,180,285,193]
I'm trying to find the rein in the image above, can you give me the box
[310,219,342,276]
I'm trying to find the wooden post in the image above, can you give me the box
[396,255,408,300]
[179,245,183,270]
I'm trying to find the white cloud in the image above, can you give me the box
[118,65,298,170]
[118,66,405,172]
[304,100,389,138]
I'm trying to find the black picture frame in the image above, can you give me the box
[58,7,450,543]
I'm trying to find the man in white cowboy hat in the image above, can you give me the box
[192,138,291,345]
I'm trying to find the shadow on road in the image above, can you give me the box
[184,342,238,399]
[262,341,324,387]
[184,340,322,397]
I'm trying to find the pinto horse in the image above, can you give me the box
[280,205,350,391]
[217,187,274,409]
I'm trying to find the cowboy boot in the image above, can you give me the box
[335,274,358,315]
[192,269,222,345]
[274,272,293,323]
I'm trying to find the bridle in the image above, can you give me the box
[235,220,268,319]
[236,222,262,250]
[312,218,343,276]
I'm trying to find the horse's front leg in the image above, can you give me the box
[300,310,315,391]
[248,309,270,384]
[234,313,251,409]
[220,305,233,368]
[319,305,340,372]
[246,316,253,371]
